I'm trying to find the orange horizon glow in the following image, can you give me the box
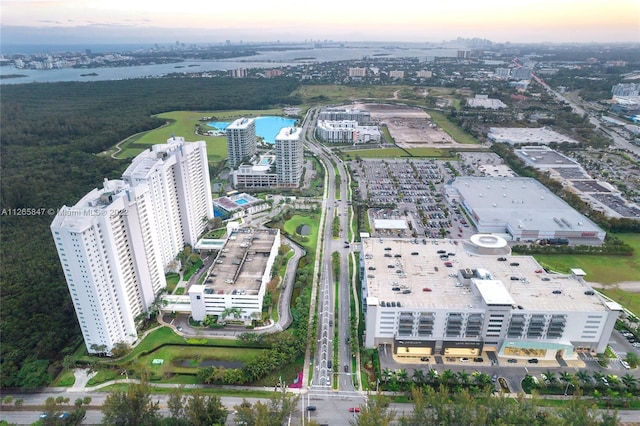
[1,0,638,43]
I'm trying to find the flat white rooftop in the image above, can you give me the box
[362,237,608,313]
[451,177,604,237]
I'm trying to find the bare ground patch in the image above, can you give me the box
[353,103,465,148]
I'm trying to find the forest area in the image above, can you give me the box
[0,77,301,389]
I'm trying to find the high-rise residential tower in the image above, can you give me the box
[275,126,304,187]
[51,137,213,355]
[226,118,257,169]
[50,179,165,354]
[122,136,213,265]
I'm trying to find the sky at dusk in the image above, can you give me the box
[1,0,639,45]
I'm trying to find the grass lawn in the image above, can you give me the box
[342,148,410,158]
[115,327,185,363]
[139,345,266,377]
[531,233,640,315]
[99,383,279,399]
[114,109,282,161]
[427,110,479,145]
[405,147,459,158]
[293,85,405,105]
[165,273,180,294]
[599,287,640,316]
[532,234,640,284]
[51,369,76,387]
[283,214,321,252]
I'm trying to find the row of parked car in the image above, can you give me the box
[621,329,640,347]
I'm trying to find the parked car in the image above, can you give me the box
[349,407,361,413]
[507,359,517,363]
[528,358,539,364]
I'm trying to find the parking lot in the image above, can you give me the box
[350,158,474,238]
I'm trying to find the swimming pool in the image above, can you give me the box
[207,116,297,143]
[235,198,249,205]
[208,122,231,131]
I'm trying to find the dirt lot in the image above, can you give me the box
[355,103,459,147]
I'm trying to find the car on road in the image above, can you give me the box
[307,406,317,411]
[422,287,432,292]
[176,326,183,332]
[491,374,498,383]
[349,407,361,413]
[344,365,348,372]
[528,358,539,364]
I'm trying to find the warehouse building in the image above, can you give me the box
[447,177,606,245]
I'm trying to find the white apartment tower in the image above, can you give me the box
[50,179,166,354]
[275,127,303,187]
[226,118,257,169]
[122,137,213,265]
[52,136,213,355]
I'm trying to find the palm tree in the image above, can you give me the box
[592,371,606,387]
[606,374,620,389]
[381,368,392,383]
[559,371,573,386]
[576,370,592,387]
[396,369,409,385]
[473,372,491,388]
[543,370,557,386]
[412,369,425,385]
[457,370,471,386]
[427,369,440,385]
[441,369,455,385]
[621,373,637,391]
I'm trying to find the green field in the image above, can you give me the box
[341,146,460,160]
[114,109,282,161]
[139,345,266,376]
[533,234,640,284]
[293,85,407,105]
[341,148,411,158]
[427,110,479,145]
[532,234,640,315]
[282,213,321,252]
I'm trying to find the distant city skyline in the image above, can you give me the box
[1,0,638,45]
